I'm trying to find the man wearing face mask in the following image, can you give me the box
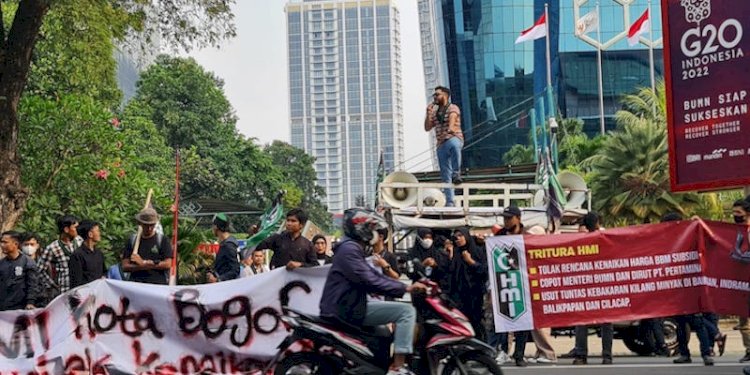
[21,233,41,259]
[409,228,447,282]
[448,228,488,342]
[732,199,750,363]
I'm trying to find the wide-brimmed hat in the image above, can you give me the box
[135,207,159,225]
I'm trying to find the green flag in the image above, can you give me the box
[244,196,285,251]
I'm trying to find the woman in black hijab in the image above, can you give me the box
[409,228,449,283]
[448,227,488,340]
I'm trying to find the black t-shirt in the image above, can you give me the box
[122,234,172,284]
[69,244,106,288]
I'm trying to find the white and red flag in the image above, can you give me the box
[627,9,650,46]
[515,13,547,44]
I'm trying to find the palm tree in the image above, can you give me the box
[583,81,712,224]
[615,81,667,127]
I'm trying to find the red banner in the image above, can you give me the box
[487,221,750,331]
[661,0,750,191]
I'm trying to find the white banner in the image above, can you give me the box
[485,235,534,333]
[0,266,329,374]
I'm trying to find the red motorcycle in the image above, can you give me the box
[265,276,502,375]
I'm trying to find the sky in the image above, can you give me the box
[189,0,432,172]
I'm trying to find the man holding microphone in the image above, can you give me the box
[424,86,463,207]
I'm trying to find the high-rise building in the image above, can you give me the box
[286,0,405,213]
[419,0,663,169]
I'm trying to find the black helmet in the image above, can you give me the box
[343,208,388,245]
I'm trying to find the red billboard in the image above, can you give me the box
[661,0,750,191]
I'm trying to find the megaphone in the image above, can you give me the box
[382,171,419,208]
[558,171,587,209]
[418,188,446,208]
[532,171,588,210]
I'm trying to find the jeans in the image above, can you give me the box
[437,137,462,206]
[363,301,417,354]
[641,318,667,352]
[675,314,711,358]
[488,332,509,353]
[702,313,719,348]
[574,324,613,359]
[512,331,530,360]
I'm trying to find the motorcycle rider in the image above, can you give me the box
[319,208,427,375]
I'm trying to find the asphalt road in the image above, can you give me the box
[501,357,749,375]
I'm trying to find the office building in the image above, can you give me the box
[286,0,405,212]
[419,0,663,169]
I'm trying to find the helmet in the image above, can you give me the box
[343,208,388,245]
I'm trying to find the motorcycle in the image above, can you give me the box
[264,266,502,375]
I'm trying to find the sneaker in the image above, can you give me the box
[602,358,613,365]
[655,347,670,357]
[703,356,714,366]
[495,351,510,364]
[525,357,537,364]
[387,366,415,375]
[515,358,528,367]
[673,356,692,364]
[572,357,587,365]
[740,352,750,363]
[535,357,556,364]
[452,174,463,184]
[716,333,727,356]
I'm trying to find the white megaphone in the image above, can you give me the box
[418,188,446,208]
[533,171,588,210]
[558,171,587,209]
[382,171,419,208]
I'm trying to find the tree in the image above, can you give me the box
[17,94,173,252]
[502,144,535,165]
[584,82,706,225]
[264,141,333,231]
[127,56,287,205]
[0,0,236,231]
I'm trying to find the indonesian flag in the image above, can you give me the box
[627,9,650,46]
[515,14,547,44]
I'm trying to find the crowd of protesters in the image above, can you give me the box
[2,196,750,370]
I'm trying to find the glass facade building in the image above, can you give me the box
[286,0,405,213]
[419,0,664,169]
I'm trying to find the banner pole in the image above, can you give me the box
[169,149,181,286]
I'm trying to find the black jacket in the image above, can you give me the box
[0,254,42,311]
[448,228,488,296]
[213,236,241,281]
[319,238,407,326]
[409,228,449,282]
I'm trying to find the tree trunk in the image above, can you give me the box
[0,0,50,230]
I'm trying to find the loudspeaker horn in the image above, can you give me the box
[558,171,587,209]
[381,171,419,208]
[418,188,446,208]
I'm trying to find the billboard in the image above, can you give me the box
[661,0,750,191]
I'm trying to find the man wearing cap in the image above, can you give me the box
[122,208,173,284]
[207,214,241,283]
[495,206,531,367]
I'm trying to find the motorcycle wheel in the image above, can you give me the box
[441,351,504,375]
[273,352,335,375]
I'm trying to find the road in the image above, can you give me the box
[499,321,748,374]
[502,357,748,375]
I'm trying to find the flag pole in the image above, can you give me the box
[596,2,605,135]
[648,0,657,116]
[545,3,552,90]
